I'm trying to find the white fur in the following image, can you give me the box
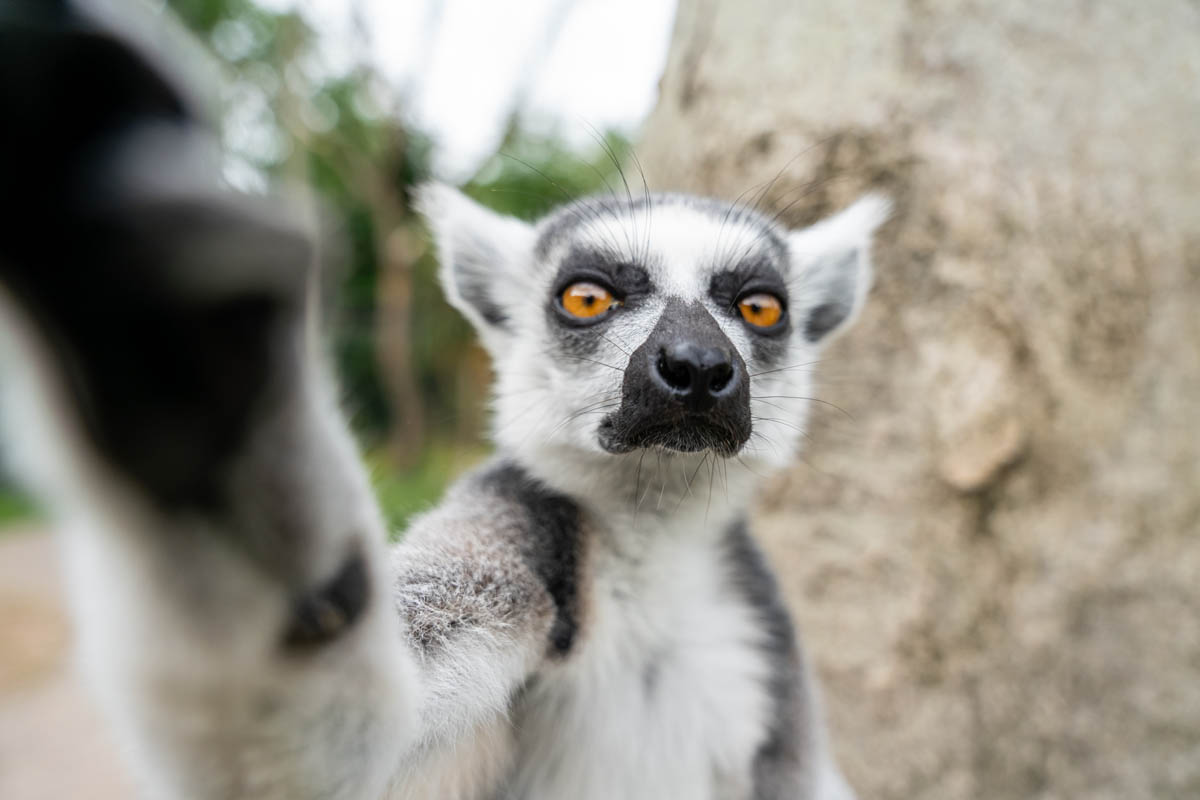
[509,506,771,800]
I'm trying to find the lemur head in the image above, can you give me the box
[417,184,887,487]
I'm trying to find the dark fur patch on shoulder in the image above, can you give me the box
[475,462,585,657]
[723,518,813,798]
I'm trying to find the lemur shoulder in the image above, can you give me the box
[0,5,887,799]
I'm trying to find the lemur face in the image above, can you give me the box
[418,185,887,471]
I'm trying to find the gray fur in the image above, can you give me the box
[723,518,815,799]
[394,466,567,661]
[468,461,585,656]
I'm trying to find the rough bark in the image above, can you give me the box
[638,1,1200,798]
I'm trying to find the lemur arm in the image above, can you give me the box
[393,523,552,745]
[391,465,579,751]
[0,5,554,798]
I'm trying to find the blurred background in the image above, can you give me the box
[2,0,1198,798]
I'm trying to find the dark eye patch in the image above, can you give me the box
[709,257,789,323]
[545,247,655,358]
[709,255,791,363]
[550,246,654,305]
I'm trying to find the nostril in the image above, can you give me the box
[708,362,733,394]
[656,352,694,392]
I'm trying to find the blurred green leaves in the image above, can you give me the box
[0,489,39,526]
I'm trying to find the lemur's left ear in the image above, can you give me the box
[787,193,891,344]
[415,182,536,355]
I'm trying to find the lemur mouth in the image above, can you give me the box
[597,412,750,457]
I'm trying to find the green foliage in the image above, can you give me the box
[365,443,491,537]
[0,487,39,525]
[467,129,636,219]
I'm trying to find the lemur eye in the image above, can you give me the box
[738,293,784,328]
[561,282,618,319]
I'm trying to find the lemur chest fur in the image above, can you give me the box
[402,459,796,800]
[507,524,777,800]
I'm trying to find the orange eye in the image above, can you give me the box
[738,293,784,328]
[561,282,618,319]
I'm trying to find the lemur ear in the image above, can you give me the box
[786,193,890,344]
[415,182,536,354]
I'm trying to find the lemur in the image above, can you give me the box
[0,4,887,799]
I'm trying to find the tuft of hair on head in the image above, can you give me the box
[786,192,891,345]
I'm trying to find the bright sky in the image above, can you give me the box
[256,0,678,180]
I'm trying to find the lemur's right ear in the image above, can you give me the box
[786,193,890,345]
[415,182,536,355]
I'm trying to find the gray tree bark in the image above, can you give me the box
[638,1,1200,798]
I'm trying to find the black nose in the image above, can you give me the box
[653,342,739,412]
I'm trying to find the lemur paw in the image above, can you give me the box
[0,2,316,512]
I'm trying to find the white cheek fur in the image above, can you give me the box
[491,300,662,458]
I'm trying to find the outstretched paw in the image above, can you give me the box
[0,2,316,511]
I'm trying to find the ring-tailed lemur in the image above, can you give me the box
[0,5,887,799]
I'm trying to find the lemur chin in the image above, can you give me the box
[0,4,888,799]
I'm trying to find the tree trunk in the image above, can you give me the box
[638,2,1200,798]
[374,208,425,468]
